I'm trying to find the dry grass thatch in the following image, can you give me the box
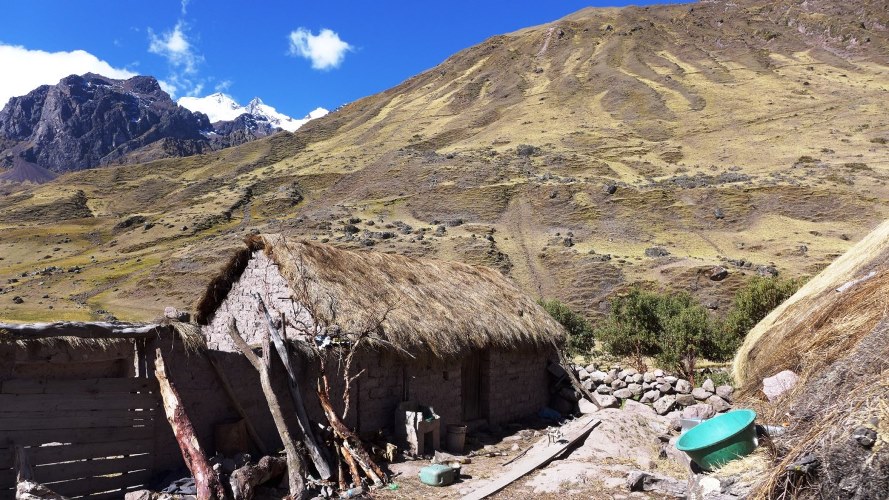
[733,219,889,390]
[194,234,565,358]
[731,220,889,498]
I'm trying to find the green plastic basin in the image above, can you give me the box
[675,409,757,471]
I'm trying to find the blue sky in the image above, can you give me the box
[0,0,684,118]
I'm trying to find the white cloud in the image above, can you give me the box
[180,0,190,15]
[148,21,201,74]
[288,28,352,70]
[148,21,204,98]
[0,44,136,108]
[214,80,232,92]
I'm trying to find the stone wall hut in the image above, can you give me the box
[194,234,565,436]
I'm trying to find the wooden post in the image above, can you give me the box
[556,353,602,410]
[228,323,308,499]
[204,350,270,455]
[253,293,332,480]
[154,348,228,500]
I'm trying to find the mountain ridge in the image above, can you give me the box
[178,92,328,132]
[0,0,887,322]
[0,74,315,177]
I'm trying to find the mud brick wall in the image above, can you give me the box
[351,353,463,434]
[204,251,313,352]
[486,348,555,424]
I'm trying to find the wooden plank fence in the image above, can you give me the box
[0,377,160,499]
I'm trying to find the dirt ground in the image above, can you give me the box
[369,403,685,499]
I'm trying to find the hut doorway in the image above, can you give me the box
[461,352,488,421]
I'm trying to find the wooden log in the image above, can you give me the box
[0,322,170,341]
[253,294,332,480]
[340,445,361,489]
[316,388,385,485]
[556,354,602,410]
[203,351,269,455]
[154,348,227,500]
[229,456,287,500]
[335,448,348,491]
[15,446,32,482]
[227,323,307,499]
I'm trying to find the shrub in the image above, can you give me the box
[722,276,802,353]
[595,288,662,371]
[656,293,719,382]
[597,288,727,380]
[538,299,594,355]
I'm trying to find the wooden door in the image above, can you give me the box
[462,353,483,421]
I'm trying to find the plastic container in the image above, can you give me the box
[418,464,456,486]
[446,424,468,453]
[675,409,757,471]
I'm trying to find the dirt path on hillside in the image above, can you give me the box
[499,194,555,299]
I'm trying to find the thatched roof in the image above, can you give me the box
[733,220,889,497]
[733,219,889,389]
[195,234,565,357]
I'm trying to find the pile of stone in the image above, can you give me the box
[573,365,734,419]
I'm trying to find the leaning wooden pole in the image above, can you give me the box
[254,293,333,480]
[204,350,270,455]
[227,322,308,498]
[154,348,228,500]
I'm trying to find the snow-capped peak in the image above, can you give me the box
[177,93,327,132]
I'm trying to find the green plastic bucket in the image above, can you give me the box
[675,409,757,471]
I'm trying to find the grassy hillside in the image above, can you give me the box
[1,0,888,322]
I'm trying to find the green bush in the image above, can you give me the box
[595,288,663,371]
[722,276,802,353]
[596,288,725,380]
[538,299,594,355]
[656,293,719,382]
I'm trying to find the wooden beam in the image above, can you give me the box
[1,426,153,448]
[254,293,332,480]
[228,322,307,499]
[0,393,157,412]
[0,322,171,341]
[154,348,227,500]
[461,419,601,500]
[0,377,157,394]
[27,439,153,464]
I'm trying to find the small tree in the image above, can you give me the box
[596,288,662,371]
[722,276,801,353]
[538,298,594,355]
[656,293,716,383]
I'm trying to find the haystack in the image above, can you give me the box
[732,220,889,498]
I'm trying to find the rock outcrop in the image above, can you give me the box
[0,73,283,175]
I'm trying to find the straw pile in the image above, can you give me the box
[732,220,889,498]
